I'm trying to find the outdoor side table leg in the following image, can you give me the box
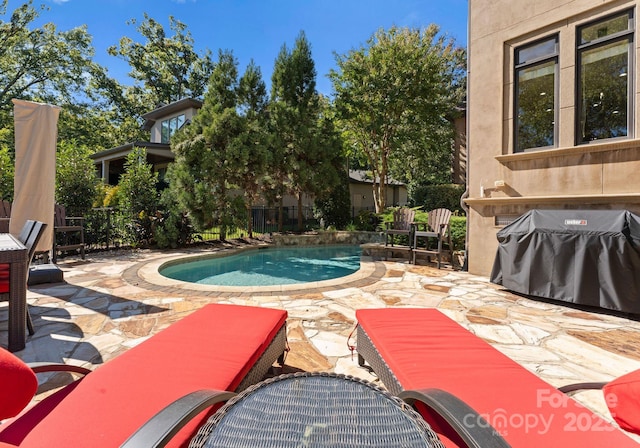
[8,258,27,352]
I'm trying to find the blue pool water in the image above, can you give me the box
[160,245,362,286]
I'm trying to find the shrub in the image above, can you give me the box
[55,141,100,213]
[352,209,381,231]
[449,215,466,251]
[152,210,199,249]
[410,184,466,214]
[152,188,199,249]
[0,146,13,201]
[117,148,159,246]
[314,172,351,230]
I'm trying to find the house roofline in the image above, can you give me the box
[90,142,170,160]
[141,97,203,131]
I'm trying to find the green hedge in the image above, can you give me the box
[411,184,466,214]
[449,215,466,251]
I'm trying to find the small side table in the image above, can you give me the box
[193,372,444,448]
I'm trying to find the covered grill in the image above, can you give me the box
[490,209,640,314]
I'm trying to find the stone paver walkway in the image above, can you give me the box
[2,243,640,441]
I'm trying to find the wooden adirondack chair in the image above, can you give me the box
[384,207,415,260]
[412,208,453,268]
[0,200,11,233]
[52,204,85,263]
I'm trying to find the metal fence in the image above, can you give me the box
[63,205,379,256]
[74,206,317,251]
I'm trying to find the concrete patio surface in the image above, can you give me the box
[2,242,640,442]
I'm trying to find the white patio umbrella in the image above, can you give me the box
[9,99,60,254]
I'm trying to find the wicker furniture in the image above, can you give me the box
[123,372,507,448]
[197,372,444,448]
[0,233,27,352]
[356,308,639,447]
[1,221,48,347]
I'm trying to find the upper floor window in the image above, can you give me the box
[514,36,558,152]
[577,10,634,144]
[161,114,186,144]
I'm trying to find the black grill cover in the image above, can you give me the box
[490,209,640,314]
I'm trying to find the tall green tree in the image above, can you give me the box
[330,25,466,212]
[236,60,270,237]
[270,31,341,231]
[169,50,268,239]
[108,13,214,108]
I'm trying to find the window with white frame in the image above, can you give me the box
[577,10,634,144]
[514,36,559,152]
[160,114,186,144]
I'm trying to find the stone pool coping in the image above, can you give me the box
[127,245,387,296]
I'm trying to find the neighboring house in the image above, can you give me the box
[91,97,202,185]
[465,0,640,275]
[348,170,408,210]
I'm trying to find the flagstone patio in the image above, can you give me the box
[2,243,640,442]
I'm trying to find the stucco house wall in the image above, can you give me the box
[466,0,640,275]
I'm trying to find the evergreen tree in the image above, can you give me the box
[169,50,269,239]
[236,60,270,237]
[270,31,342,231]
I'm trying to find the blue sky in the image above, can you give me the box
[21,0,468,96]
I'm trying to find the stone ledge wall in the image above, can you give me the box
[272,231,384,246]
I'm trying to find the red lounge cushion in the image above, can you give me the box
[0,349,37,420]
[604,368,640,435]
[0,304,287,448]
[356,308,638,447]
[0,264,8,293]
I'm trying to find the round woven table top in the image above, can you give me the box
[190,372,444,448]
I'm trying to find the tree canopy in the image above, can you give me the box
[108,13,214,108]
[330,25,466,212]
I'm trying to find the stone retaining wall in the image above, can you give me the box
[271,231,384,246]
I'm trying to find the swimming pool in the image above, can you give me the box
[159,245,362,286]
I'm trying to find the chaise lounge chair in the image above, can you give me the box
[0,303,288,447]
[355,308,639,447]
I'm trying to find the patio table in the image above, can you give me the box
[0,233,28,352]
[190,372,445,448]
